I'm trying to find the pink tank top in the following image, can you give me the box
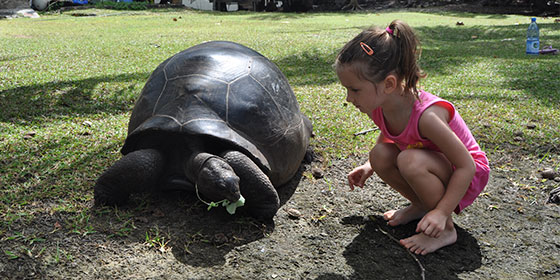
[370,90,487,162]
[370,90,489,213]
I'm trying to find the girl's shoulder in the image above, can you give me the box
[417,90,455,120]
[418,90,445,103]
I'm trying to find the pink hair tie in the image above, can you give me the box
[386,26,399,37]
[386,27,393,35]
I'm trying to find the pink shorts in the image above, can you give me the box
[454,154,490,214]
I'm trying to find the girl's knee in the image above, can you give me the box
[396,149,426,176]
[370,143,398,172]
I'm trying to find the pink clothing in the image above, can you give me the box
[370,90,490,213]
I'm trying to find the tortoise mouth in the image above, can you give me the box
[196,157,241,202]
[221,176,241,202]
[197,175,240,203]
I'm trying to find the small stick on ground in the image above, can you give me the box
[376,224,426,280]
[353,127,379,137]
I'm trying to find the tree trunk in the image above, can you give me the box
[341,0,363,10]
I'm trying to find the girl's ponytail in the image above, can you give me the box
[387,20,426,98]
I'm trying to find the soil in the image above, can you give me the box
[1,147,559,279]
[1,4,560,280]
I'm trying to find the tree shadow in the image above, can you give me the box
[1,110,309,275]
[417,8,531,19]
[271,23,560,106]
[0,72,150,123]
[273,49,340,87]
[417,24,560,106]
[86,159,308,267]
[315,215,481,280]
[135,192,275,267]
[0,55,31,62]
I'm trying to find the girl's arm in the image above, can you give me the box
[418,105,476,216]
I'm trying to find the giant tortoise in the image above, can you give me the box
[94,41,313,219]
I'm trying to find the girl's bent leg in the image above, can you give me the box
[396,149,457,255]
[370,143,425,226]
[396,149,453,210]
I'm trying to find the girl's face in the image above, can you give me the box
[337,66,386,114]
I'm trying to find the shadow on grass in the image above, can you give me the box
[417,24,560,105]
[273,49,340,87]
[0,152,306,277]
[89,161,303,268]
[0,55,31,62]
[270,23,560,106]
[167,163,303,267]
[2,23,558,126]
[0,72,150,123]
[416,8,531,19]
[316,215,481,280]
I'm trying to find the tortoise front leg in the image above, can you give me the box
[94,149,164,206]
[222,151,280,220]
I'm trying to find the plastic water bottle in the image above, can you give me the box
[526,17,540,55]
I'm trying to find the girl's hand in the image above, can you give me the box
[415,209,448,238]
[347,163,373,190]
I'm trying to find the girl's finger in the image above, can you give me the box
[424,224,434,236]
[429,228,438,237]
[416,220,425,233]
[347,178,356,190]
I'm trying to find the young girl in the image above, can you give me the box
[335,20,490,255]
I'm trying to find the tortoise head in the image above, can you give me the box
[196,156,241,203]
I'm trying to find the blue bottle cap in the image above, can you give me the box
[531,17,536,22]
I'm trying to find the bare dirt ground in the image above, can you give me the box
[1,148,559,279]
[1,4,559,280]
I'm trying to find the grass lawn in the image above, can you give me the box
[1,7,559,259]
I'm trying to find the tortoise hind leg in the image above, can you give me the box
[222,151,279,220]
[94,149,164,206]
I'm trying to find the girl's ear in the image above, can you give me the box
[382,74,399,94]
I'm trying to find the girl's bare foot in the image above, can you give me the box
[399,223,457,255]
[383,204,426,226]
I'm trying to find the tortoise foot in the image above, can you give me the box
[94,182,129,206]
[94,149,165,206]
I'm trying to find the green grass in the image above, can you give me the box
[1,9,559,236]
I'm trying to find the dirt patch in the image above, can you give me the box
[1,149,559,279]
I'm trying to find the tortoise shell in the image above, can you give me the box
[122,41,312,186]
